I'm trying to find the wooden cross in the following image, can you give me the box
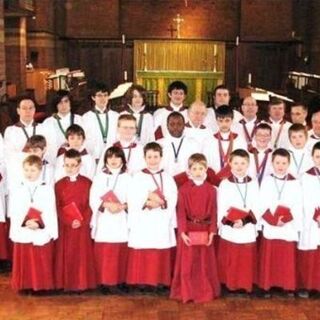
[167,24,177,38]
[173,14,184,39]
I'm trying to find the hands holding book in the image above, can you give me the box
[25,219,40,230]
[262,205,293,226]
[145,189,167,210]
[72,219,81,229]
[181,231,214,247]
[100,191,127,214]
[222,207,256,228]
[22,207,45,230]
[102,201,126,214]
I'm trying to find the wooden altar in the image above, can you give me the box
[134,40,225,106]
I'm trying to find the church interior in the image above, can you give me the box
[1,0,320,319]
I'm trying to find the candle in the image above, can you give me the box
[248,73,252,84]
[122,34,125,44]
[143,43,147,55]
[214,44,217,56]
[236,36,239,46]
[124,71,128,81]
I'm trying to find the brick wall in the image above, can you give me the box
[0,0,5,94]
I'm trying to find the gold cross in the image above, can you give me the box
[173,14,184,39]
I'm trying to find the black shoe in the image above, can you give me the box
[155,285,169,296]
[100,285,111,295]
[252,289,271,299]
[117,283,129,295]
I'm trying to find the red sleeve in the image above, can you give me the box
[206,168,222,187]
[173,172,188,189]
[81,180,93,225]
[177,189,188,233]
[313,208,320,222]
[262,209,277,226]
[54,182,61,211]
[208,186,218,233]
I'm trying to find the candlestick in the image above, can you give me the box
[236,36,239,46]
[248,73,252,85]
[122,34,125,44]
[124,71,127,81]
[214,44,217,56]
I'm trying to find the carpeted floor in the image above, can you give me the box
[0,272,319,320]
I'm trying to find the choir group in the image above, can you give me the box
[1,81,320,303]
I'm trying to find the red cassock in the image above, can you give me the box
[258,238,296,291]
[126,248,174,286]
[218,239,257,292]
[12,242,54,291]
[170,180,220,303]
[55,175,96,291]
[0,221,11,260]
[297,249,320,291]
[94,242,128,286]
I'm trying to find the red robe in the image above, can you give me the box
[170,180,220,302]
[55,175,96,291]
[0,222,10,260]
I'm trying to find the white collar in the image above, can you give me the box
[20,120,34,127]
[58,112,71,119]
[106,166,122,175]
[69,174,79,182]
[243,116,257,124]
[269,117,284,124]
[170,102,183,111]
[128,104,145,113]
[95,106,107,113]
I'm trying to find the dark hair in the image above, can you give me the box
[291,103,308,112]
[272,148,291,162]
[167,111,185,124]
[90,81,110,97]
[123,84,147,106]
[255,122,272,133]
[64,148,82,163]
[288,123,308,137]
[168,81,188,95]
[215,105,234,119]
[103,146,127,173]
[269,97,285,108]
[24,135,47,151]
[17,95,36,109]
[143,142,163,157]
[213,84,230,97]
[229,149,250,161]
[66,124,86,140]
[312,141,320,156]
[50,90,72,114]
